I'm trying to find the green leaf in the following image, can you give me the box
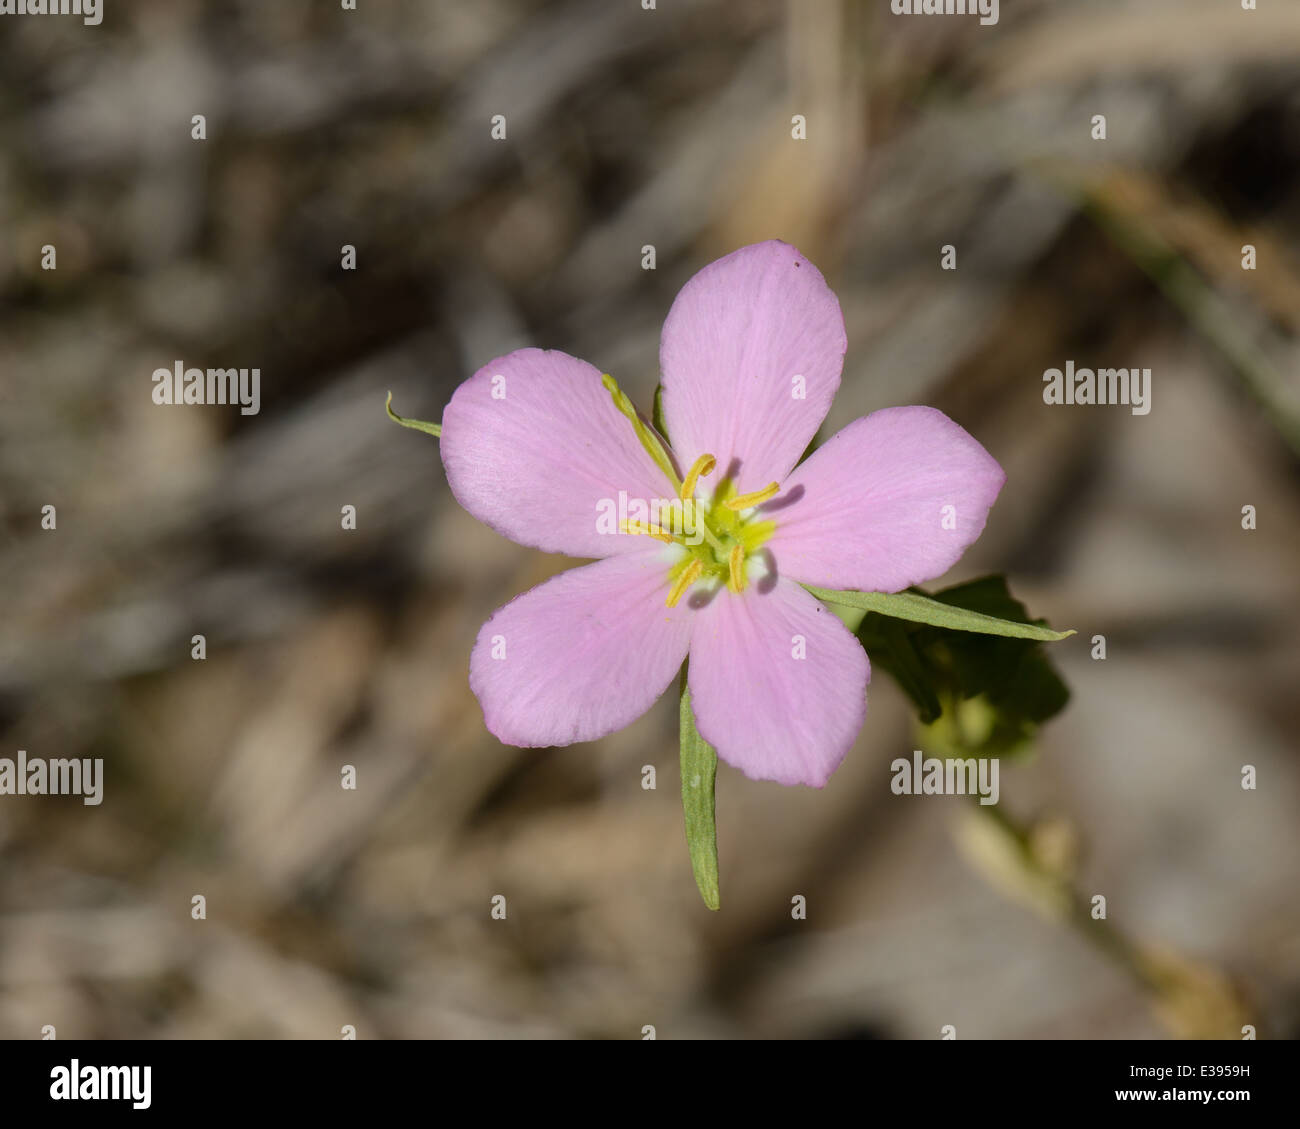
[805,585,1074,642]
[679,668,719,911]
[929,577,1070,728]
[851,576,1072,757]
[929,574,1048,624]
[876,616,943,724]
[385,391,442,438]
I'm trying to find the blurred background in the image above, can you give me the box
[1,0,1298,1039]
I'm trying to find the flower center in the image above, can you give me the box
[660,462,778,606]
[600,373,777,608]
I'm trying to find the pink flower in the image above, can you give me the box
[441,240,1005,787]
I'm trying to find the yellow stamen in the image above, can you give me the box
[724,481,780,511]
[666,559,704,608]
[620,518,674,544]
[679,453,716,501]
[727,544,747,593]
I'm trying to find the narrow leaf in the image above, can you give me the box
[806,586,1074,642]
[679,671,720,911]
[385,391,442,438]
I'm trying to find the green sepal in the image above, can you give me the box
[652,383,669,441]
[602,373,680,491]
[385,391,442,438]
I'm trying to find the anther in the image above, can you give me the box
[724,482,780,511]
[727,545,747,593]
[679,453,716,501]
[620,519,674,544]
[666,559,704,608]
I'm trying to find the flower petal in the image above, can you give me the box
[441,348,676,558]
[765,406,1006,593]
[659,240,846,494]
[470,550,693,747]
[687,580,868,787]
